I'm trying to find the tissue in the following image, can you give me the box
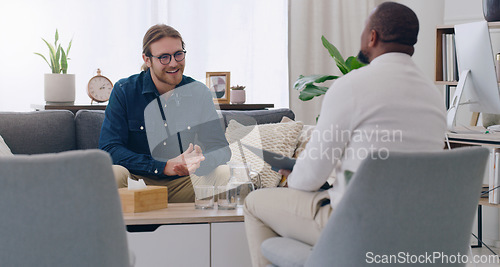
[127,177,147,190]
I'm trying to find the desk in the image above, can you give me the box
[123,203,250,267]
[447,130,500,147]
[447,130,500,248]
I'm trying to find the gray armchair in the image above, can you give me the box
[0,150,131,266]
[261,147,489,267]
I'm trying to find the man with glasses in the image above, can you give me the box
[99,24,230,203]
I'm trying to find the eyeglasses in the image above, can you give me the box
[148,50,187,65]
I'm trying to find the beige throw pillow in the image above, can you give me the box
[0,135,13,156]
[280,118,337,187]
[280,117,316,158]
[225,119,303,188]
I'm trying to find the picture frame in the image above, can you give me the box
[206,72,230,104]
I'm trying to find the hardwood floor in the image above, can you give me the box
[467,246,500,266]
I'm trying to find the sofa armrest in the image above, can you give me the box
[0,110,76,154]
[75,110,105,150]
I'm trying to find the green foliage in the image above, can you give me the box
[230,85,246,90]
[294,35,365,101]
[344,170,355,185]
[34,29,72,74]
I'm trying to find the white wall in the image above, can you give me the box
[288,0,446,125]
[444,0,484,25]
[0,0,289,111]
[161,0,289,108]
[399,0,445,82]
[0,0,152,111]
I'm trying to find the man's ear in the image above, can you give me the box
[368,29,378,48]
[142,53,152,68]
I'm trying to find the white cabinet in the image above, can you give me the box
[211,222,252,267]
[127,222,251,267]
[127,224,210,267]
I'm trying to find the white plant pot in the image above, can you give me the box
[44,73,75,105]
[230,90,246,104]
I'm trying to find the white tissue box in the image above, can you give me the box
[118,186,168,213]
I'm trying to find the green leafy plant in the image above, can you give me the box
[294,36,366,101]
[34,29,72,74]
[230,85,246,90]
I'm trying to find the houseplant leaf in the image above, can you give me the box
[294,74,338,91]
[299,84,329,101]
[321,36,345,63]
[42,38,58,73]
[294,36,366,118]
[55,45,61,73]
[322,36,350,74]
[54,29,59,47]
[60,49,68,74]
[66,39,72,56]
[36,30,72,74]
[34,53,51,70]
[345,56,365,71]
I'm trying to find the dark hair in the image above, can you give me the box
[141,24,185,71]
[369,2,419,46]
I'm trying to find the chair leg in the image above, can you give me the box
[472,205,482,248]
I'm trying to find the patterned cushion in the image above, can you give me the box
[294,125,315,156]
[225,119,303,188]
[281,117,336,186]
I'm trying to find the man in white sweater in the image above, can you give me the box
[243,2,447,266]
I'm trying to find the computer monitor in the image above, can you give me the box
[447,20,500,131]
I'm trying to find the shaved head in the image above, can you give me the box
[369,2,419,46]
[357,2,419,63]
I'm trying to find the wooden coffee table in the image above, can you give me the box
[123,203,244,226]
[123,203,250,267]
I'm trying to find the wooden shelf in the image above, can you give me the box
[479,198,499,208]
[487,21,500,28]
[33,103,274,113]
[44,104,106,114]
[435,22,500,84]
[30,104,107,114]
[217,103,274,110]
[435,81,458,86]
[435,26,456,83]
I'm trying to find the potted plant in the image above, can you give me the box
[230,85,246,104]
[294,36,365,101]
[35,29,75,104]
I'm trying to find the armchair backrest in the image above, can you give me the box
[306,147,489,267]
[0,149,130,266]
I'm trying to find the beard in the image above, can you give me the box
[150,61,184,89]
[357,50,370,64]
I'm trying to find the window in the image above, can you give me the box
[0,0,288,111]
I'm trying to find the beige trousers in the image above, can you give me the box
[243,187,332,267]
[112,165,230,203]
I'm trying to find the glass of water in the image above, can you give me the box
[194,185,215,209]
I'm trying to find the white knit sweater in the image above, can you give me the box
[287,53,447,207]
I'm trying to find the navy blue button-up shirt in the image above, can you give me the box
[99,69,230,178]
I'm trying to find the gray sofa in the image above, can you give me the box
[0,108,295,155]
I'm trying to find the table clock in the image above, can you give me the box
[87,68,113,104]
